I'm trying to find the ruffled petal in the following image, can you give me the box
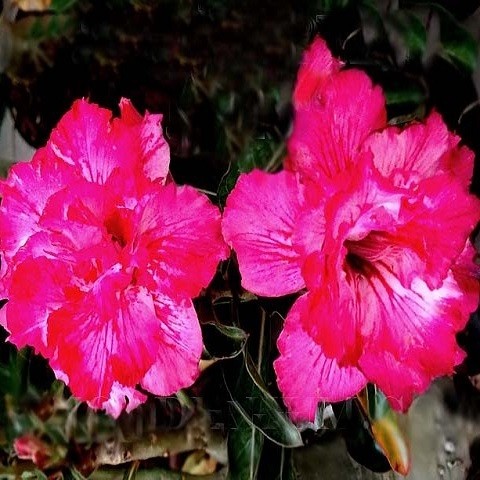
[389,173,480,288]
[222,169,306,296]
[48,271,163,408]
[47,99,169,187]
[288,69,386,182]
[5,257,71,356]
[118,98,170,183]
[274,294,367,422]
[293,36,343,108]
[141,291,202,395]
[355,264,475,410]
[48,100,127,184]
[363,111,466,188]
[0,148,76,257]
[137,183,227,297]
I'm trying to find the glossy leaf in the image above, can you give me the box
[227,406,264,480]
[407,1,478,71]
[358,0,387,46]
[226,353,302,448]
[384,80,426,106]
[437,7,478,72]
[333,400,391,473]
[386,10,426,61]
[202,322,248,361]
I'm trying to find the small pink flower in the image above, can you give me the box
[0,99,228,417]
[14,434,52,468]
[223,37,480,421]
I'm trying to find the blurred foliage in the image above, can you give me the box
[0,0,479,478]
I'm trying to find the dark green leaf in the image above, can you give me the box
[227,354,302,448]
[317,0,352,14]
[0,348,29,398]
[407,1,478,71]
[66,467,88,480]
[362,384,388,420]
[217,163,239,208]
[227,406,264,480]
[358,0,387,46]
[384,81,426,106]
[437,7,478,72]
[333,400,391,473]
[50,0,78,12]
[203,323,248,360]
[386,10,426,60]
[258,441,298,480]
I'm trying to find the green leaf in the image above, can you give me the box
[358,0,387,46]
[203,323,248,360]
[437,7,478,72]
[65,467,88,480]
[227,405,264,480]
[386,10,426,60]
[217,136,280,207]
[405,1,478,71]
[226,353,302,448]
[384,81,426,106]
[50,0,78,12]
[257,441,298,480]
[333,400,391,473]
[0,347,29,399]
[317,0,352,14]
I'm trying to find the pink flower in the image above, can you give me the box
[222,37,480,421]
[0,99,228,417]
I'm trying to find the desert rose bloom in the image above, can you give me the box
[222,37,480,421]
[0,99,228,417]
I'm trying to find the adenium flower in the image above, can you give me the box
[222,37,480,421]
[0,99,228,417]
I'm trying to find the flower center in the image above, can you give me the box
[344,249,368,274]
[104,210,129,249]
[343,233,382,276]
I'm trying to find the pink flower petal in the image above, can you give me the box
[5,256,70,356]
[356,264,474,410]
[141,292,202,395]
[0,148,76,257]
[118,98,170,183]
[222,169,306,296]
[274,294,367,422]
[288,69,386,182]
[363,111,465,188]
[48,99,169,186]
[293,36,343,107]
[47,271,164,408]
[138,183,228,297]
[390,173,480,288]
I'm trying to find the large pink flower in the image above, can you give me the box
[222,37,480,421]
[0,99,228,417]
